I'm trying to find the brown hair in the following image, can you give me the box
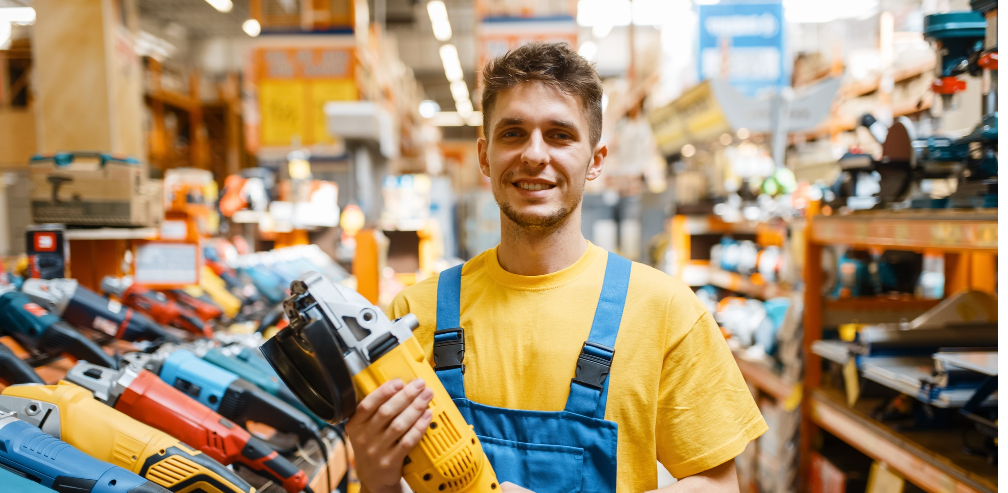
[481,41,604,148]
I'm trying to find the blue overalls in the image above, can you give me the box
[433,252,632,492]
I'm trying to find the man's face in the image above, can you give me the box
[478,81,606,232]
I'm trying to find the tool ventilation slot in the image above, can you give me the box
[438,447,479,492]
[418,412,461,458]
[146,455,200,486]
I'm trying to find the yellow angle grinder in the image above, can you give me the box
[260,271,499,493]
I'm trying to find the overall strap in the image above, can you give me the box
[564,252,632,419]
[434,263,466,399]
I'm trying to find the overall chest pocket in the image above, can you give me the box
[479,435,584,492]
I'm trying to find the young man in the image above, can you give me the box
[345,42,767,493]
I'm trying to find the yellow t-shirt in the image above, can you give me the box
[387,242,767,492]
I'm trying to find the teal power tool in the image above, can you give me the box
[0,410,170,493]
[0,342,44,385]
[201,345,330,429]
[0,286,117,368]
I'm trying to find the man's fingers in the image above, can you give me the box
[500,482,535,493]
[394,408,433,456]
[352,378,405,423]
[372,378,427,428]
[382,388,434,447]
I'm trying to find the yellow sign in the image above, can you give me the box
[260,80,306,147]
[312,79,360,144]
[253,46,359,148]
[647,81,732,156]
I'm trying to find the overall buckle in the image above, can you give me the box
[572,341,614,390]
[432,328,465,373]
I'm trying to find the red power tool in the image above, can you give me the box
[166,289,225,322]
[101,277,213,338]
[65,360,313,493]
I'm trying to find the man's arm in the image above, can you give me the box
[648,459,739,493]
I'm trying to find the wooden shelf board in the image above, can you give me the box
[709,268,794,300]
[824,296,942,312]
[810,388,996,493]
[733,351,800,406]
[811,210,997,252]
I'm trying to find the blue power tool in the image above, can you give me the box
[0,410,169,493]
[0,286,117,368]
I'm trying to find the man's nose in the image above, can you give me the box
[520,131,549,166]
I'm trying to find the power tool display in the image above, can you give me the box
[0,285,118,368]
[101,277,213,338]
[0,410,170,493]
[65,361,312,493]
[166,288,225,322]
[21,278,178,343]
[0,382,254,493]
[121,348,324,450]
[0,341,45,385]
[261,271,500,493]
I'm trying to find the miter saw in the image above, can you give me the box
[830,4,997,210]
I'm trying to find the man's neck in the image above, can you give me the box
[496,209,588,276]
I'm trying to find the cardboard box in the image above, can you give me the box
[29,152,162,228]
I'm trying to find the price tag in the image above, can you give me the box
[866,462,905,493]
[843,358,860,407]
[134,242,199,286]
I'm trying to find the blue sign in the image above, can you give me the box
[698,2,787,96]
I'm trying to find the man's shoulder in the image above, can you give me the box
[626,256,695,298]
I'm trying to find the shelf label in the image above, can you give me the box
[843,358,860,407]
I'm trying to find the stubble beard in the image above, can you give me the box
[493,179,585,233]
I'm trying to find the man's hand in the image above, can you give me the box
[648,459,739,493]
[500,482,534,492]
[345,378,434,493]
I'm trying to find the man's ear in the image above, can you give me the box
[586,143,607,181]
[477,137,491,178]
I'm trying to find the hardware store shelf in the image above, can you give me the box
[64,227,159,240]
[810,388,996,493]
[810,210,998,252]
[709,268,793,300]
[733,351,801,409]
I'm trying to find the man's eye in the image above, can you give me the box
[502,130,520,138]
[554,133,572,140]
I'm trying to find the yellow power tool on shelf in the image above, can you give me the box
[0,382,255,493]
[261,271,499,493]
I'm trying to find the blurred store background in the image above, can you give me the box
[0,0,999,492]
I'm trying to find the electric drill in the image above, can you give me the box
[202,263,253,312]
[101,277,213,338]
[203,247,262,307]
[66,361,312,493]
[0,464,59,493]
[21,278,179,343]
[0,410,171,493]
[121,348,324,451]
[0,382,255,493]
[166,288,224,321]
[200,345,330,429]
[261,271,500,493]
[0,286,118,368]
[236,266,287,305]
[0,340,44,385]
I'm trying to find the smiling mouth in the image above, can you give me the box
[514,182,556,191]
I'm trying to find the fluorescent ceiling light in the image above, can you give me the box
[419,100,440,119]
[439,44,464,82]
[0,22,9,50]
[0,7,35,24]
[427,1,453,42]
[456,98,474,119]
[205,0,233,13]
[592,24,613,38]
[577,0,690,27]
[242,19,261,37]
[432,111,482,127]
[783,0,879,23]
[450,80,470,102]
[578,41,598,61]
